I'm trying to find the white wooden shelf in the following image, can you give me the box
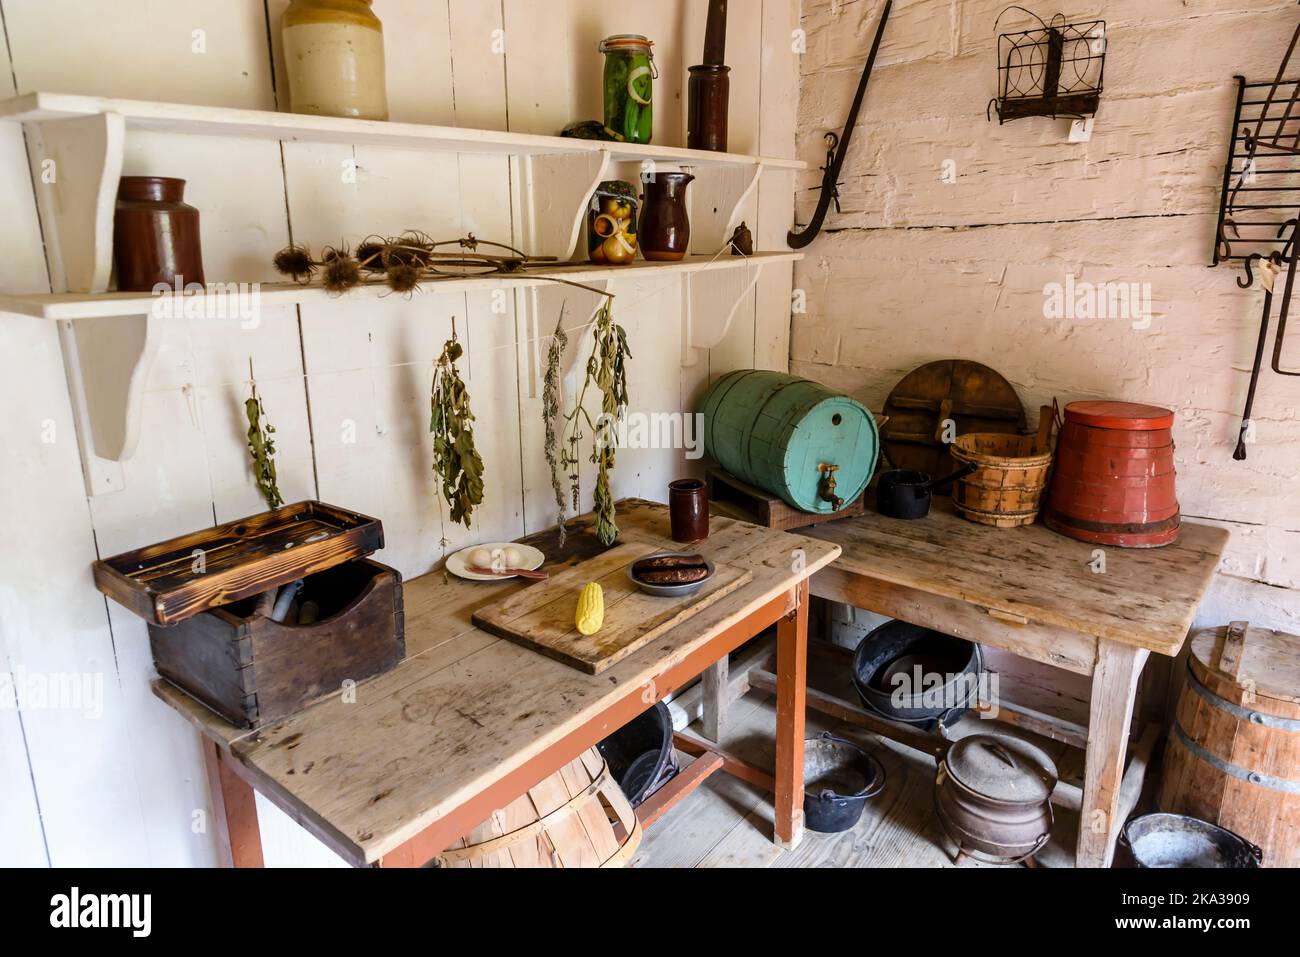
[0,252,802,320]
[0,91,803,497]
[0,92,805,170]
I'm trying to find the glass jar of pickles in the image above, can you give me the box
[587,181,639,265]
[599,35,655,144]
[282,0,388,121]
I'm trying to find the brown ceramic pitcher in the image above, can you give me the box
[639,171,694,262]
[113,176,205,292]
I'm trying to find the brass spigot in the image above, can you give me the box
[818,463,844,510]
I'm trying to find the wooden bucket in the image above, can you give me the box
[1158,623,1300,867]
[949,433,1053,527]
[700,370,880,514]
[437,748,642,868]
[1045,400,1180,547]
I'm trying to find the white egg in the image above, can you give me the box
[502,546,522,567]
[468,547,492,567]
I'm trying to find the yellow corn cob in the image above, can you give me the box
[575,582,604,635]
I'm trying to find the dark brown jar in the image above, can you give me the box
[639,171,694,262]
[669,478,709,543]
[113,176,205,292]
[687,64,730,152]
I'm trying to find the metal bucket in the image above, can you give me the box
[1118,813,1263,868]
[597,701,679,807]
[852,621,981,724]
[803,733,886,833]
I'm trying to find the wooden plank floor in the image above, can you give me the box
[633,687,1083,869]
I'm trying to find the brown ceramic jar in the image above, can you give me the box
[113,177,205,292]
[669,478,709,543]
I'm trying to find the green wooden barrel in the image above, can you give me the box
[700,370,880,513]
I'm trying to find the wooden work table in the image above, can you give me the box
[154,500,839,867]
[797,498,1230,868]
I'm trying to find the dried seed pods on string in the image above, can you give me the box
[430,329,485,530]
[245,359,284,510]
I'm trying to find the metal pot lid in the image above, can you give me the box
[946,734,1058,804]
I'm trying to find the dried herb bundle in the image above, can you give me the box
[245,360,283,510]
[273,232,557,296]
[556,299,632,546]
[430,333,484,528]
[542,306,570,548]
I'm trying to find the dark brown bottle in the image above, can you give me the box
[639,172,694,262]
[113,176,205,291]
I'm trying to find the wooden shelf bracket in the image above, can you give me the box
[518,150,610,261]
[681,259,764,367]
[23,110,157,495]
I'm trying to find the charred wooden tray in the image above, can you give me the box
[471,542,752,675]
[93,500,384,626]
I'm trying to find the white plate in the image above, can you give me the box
[445,542,546,581]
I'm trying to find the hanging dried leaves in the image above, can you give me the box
[543,306,570,548]
[555,298,631,547]
[430,333,484,528]
[245,360,283,510]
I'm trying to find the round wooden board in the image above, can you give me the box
[881,359,1026,490]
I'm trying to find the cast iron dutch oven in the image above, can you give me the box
[934,733,1057,865]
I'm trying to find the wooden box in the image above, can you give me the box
[147,558,404,729]
[93,500,384,626]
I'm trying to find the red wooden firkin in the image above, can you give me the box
[1045,401,1180,548]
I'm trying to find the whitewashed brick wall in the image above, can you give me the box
[794,0,1300,632]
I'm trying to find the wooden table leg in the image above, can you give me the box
[701,656,729,743]
[774,579,809,850]
[203,738,264,868]
[1077,639,1148,868]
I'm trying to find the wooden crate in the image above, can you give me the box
[148,558,404,728]
[708,468,865,531]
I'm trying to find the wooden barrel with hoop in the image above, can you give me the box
[437,748,642,868]
[1158,623,1300,867]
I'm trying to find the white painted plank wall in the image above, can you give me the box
[0,0,799,866]
[793,0,1299,634]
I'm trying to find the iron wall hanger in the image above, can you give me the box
[987,7,1105,124]
[788,0,892,249]
[1212,47,1300,459]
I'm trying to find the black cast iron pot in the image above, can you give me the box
[876,464,977,519]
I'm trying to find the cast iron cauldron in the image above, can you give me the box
[876,464,977,519]
[1117,813,1263,868]
[803,732,886,833]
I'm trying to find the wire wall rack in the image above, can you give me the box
[989,11,1106,124]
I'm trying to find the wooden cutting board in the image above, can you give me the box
[471,542,752,675]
